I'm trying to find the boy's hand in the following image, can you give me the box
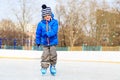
[37,44,40,47]
[45,32,48,37]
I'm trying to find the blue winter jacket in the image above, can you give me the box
[36,14,58,46]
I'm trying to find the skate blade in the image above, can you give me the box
[51,73,56,76]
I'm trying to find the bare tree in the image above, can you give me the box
[83,0,99,46]
[0,19,16,38]
[0,19,28,46]
[56,0,87,47]
[56,0,120,47]
[10,0,39,45]
[96,6,120,46]
[110,0,120,46]
[112,0,120,13]
[56,3,67,47]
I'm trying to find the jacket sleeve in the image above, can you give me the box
[46,20,58,37]
[35,23,42,44]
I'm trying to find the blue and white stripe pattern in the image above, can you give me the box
[42,7,52,17]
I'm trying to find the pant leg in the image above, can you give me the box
[50,46,57,65]
[41,46,50,68]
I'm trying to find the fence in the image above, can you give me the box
[32,46,68,51]
[0,45,120,51]
[0,38,119,51]
[102,46,120,51]
[82,44,102,51]
[0,38,34,49]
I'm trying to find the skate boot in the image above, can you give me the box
[50,65,56,76]
[41,68,47,75]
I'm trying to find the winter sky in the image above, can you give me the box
[0,0,57,24]
[0,0,116,24]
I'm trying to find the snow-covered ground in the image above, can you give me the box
[0,49,120,62]
[0,49,120,80]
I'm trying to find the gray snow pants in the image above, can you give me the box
[41,46,57,68]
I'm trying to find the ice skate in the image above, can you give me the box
[41,68,47,75]
[50,65,56,76]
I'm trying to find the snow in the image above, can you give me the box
[0,49,120,62]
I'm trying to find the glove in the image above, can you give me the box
[45,32,48,37]
[37,44,40,47]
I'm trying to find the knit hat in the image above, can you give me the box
[41,4,52,17]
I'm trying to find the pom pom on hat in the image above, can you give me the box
[42,4,47,9]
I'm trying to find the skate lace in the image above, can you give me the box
[51,65,56,70]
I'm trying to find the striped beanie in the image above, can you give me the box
[41,4,52,17]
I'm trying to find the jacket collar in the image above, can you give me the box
[41,19,51,24]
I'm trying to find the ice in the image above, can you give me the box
[0,59,120,80]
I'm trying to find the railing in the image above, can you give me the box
[82,44,102,51]
[4,45,23,50]
[0,38,119,51]
[32,46,68,51]
[0,45,120,51]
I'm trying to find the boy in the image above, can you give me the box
[35,4,58,76]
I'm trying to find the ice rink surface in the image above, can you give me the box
[0,59,120,80]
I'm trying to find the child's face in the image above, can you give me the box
[44,15,51,21]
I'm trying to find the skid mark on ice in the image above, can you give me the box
[40,75,56,80]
